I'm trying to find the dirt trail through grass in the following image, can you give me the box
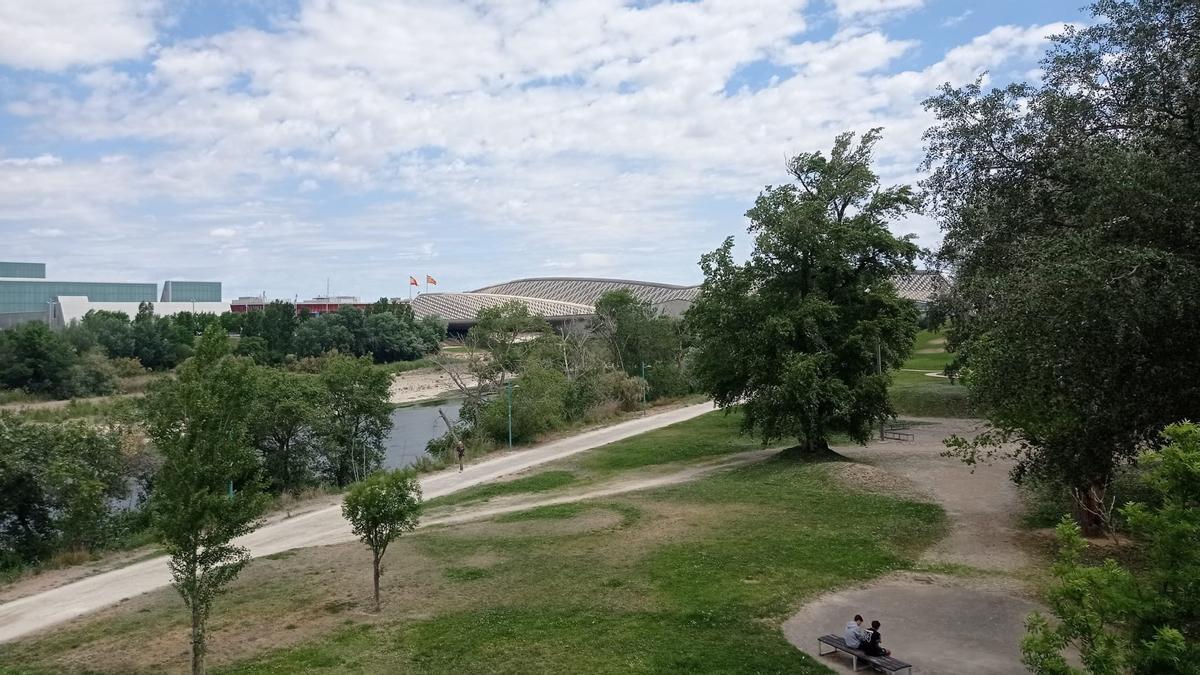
[783,417,1044,675]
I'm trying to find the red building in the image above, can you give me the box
[229,296,375,316]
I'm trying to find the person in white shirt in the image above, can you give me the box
[843,614,869,649]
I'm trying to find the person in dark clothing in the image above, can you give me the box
[861,620,891,657]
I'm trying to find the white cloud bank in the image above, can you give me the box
[0,1,161,71]
[0,1,1068,294]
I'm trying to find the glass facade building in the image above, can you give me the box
[0,261,46,279]
[161,281,222,302]
[0,280,158,314]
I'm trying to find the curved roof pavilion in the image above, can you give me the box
[410,273,944,330]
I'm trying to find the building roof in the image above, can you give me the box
[891,270,948,303]
[412,271,946,328]
[409,292,594,325]
[471,277,701,306]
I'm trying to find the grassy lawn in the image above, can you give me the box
[889,329,974,418]
[424,409,768,510]
[0,412,945,675]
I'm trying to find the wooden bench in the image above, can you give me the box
[881,429,914,442]
[817,634,912,674]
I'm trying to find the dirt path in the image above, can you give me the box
[0,401,716,643]
[782,417,1043,675]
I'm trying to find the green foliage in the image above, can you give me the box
[234,335,270,364]
[923,0,1200,532]
[0,413,129,568]
[0,321,78,396]
[290,305,444,363]
[251,368,325,494]
[342,469,421,610]
[142,324,269,674]
[478,363,569,444]
[131,302,193,369]
[463,301,551,390]
[592,290,691,400]
[1023,423,1200,674]
[688,129,920,452]
[318,355,394,486]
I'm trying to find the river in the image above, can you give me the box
[383,399,463,469]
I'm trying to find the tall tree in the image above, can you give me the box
[259,300,297,361]
[0,321,79,396]
[252,368,323,494]
[143,325,267,675]
[922,0,1200,533]
[687,129,920,452]
[318,355,394,486]
[341,469,421,611]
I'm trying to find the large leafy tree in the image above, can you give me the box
[252,368,324,494]
[0,321,79,396]
[143,325,267,675]
[922,0,1200,533]
[592,290,689,399]
[688,130,920,452]
[318,355,394,485]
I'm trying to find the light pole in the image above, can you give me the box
[876,336,884,440]
[641,362,653,410]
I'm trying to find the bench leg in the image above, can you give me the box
[817,642,829,656]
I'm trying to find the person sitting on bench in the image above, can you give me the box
[861,620,891,657]
[842,614,869,649]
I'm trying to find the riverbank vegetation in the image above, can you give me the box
[0,411,945,674]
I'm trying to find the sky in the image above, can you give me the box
[0,0,1089,300]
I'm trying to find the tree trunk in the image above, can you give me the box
[372,551,382,612]
[1073,479,1108,537]
[191,602,205,675]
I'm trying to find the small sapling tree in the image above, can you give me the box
[144,325,267,675]
[341,469,422,611]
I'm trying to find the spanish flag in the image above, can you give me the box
[409,276,419,286]
[426,275,438,286]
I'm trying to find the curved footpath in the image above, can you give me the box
[0,402,715,643]
[783,417,1044,675]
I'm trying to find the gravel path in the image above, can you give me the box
[782,417,1043,675]
[0,402,716,643]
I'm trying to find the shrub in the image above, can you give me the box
[108,356,146,378]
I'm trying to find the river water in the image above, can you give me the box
[383,399,463,469]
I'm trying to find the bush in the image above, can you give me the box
[108,357,146,378]
[600,371,644,412]
[63,352,119,398]
[1023,422,1200,673]
[478,366,568,444]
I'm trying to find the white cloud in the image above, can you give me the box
[29,227,65,237]
[832,0,923,20]
[942,10,973,27]
[0,1,161,71]
[0,154,62,167]
[0,1,1071,294]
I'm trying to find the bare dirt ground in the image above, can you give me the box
[388,365,474,404]
[783,417,1045,675]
